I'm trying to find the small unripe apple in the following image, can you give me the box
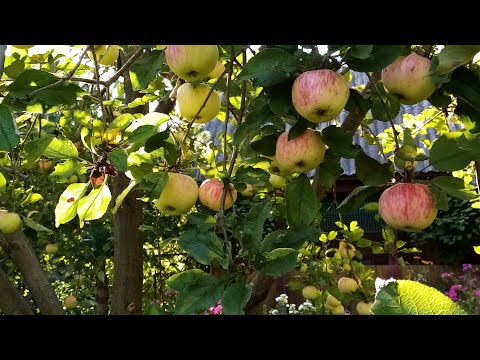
[269,174,287,189]
[0,210,23,234]
[64,295,77,309]
[338,277,359,293]
[356,301,373,315]
[339,241,356,259]
[67,175,79,184]
[45,243,59,255]
[326,294,341,307]
[331,304,345,315]
[302,285,319,300]
[240,184,256,197]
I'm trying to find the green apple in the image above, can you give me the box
[269,174,287,189]
[64,295,77,309]
[292,69,350,123]
[331,304,345,315]
[338,277,359,293]
[176,83,221,124]
[356,301,373,315]
[46,243,59,255]
[199,179,237,211]
[206,61,226,80]
[0,210,23,234]
[326,294,341,307]
[339,241,356,259]
[240,184,256,197]
[153,173,199,216]
[381,52,436,105]
[67,175,79,184]
[302,285,319,300]
[165,45,219,82]
[275,129,326,174]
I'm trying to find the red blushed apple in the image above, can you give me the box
[291,69,350,123]
[199,179,237,211]
[378,183,438,232]
[275,129,326,173]
[381,53,436,105]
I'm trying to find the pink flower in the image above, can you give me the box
[474,289,480,298]
[441,272,453,279]
[447,284,463,302]
[462,264,473,272]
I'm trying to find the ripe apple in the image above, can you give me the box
[206,61,226,80]
[275,129,326,173]
[269,174,287,189]
[38,158,53,170]
[338,277,359,293]
[165,45,219,82]
[89,45,119,66]
[356,301,373,315]
[331,304,345,315]
[302,285,319,300]
[291,69,350,123]
[176,83,221,124]
[0,210,23,234]
[199,179,237,211]
[381,52,436,105]
[339,241,356,259]
[46,243,59,255]
[153,173,199,216]
[240,184,256,197]
[378,183,437,232]
[64,295,77,309]
[67,175,79,184]
[326,294,341,307]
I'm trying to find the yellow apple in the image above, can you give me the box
[338,277,359,293]
[153,173,199,216]
[176,83,221,124]
[89,45,119,66]
[302,285,319,300]
[275,129,326,173]
[206,61,226,80]
[165,45,219,82]
[331,304,345,315]
[326,294,341,307]
[46,243,59,254]
[339,241,356,259]
[356,301,373,315]
[64,295,77,309]
[0,210,23,234]
[269,174,287,189]
[199,179,237,211]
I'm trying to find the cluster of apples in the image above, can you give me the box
[165,45,225,124]
[153,173,237,216]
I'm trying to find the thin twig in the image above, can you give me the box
[104,47,143,87]
[388,119,400,151]
[361,124,388,162]
[222,49,235,172]
[90,46,108,122]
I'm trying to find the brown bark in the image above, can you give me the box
[0,231,64,315]
[95,259,109,315]
[0,267,33,315]
[110,47,146,315]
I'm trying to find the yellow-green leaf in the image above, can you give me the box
[44,137,78,160]
[55,183,89,227]
[77,184,112,228]
[0,172,6,192]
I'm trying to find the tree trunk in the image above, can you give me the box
[110,47,147,315]
[0,267,33,315]
[0,231,64,315]
[95,259,109,315]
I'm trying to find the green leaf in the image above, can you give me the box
[315,154,343,189]
[337,185,379,214]
[143,303,167,315]
[129,50,165,91]
[44,138,79,160]
[0,173,6,193]
[345,45,410,72]
[166,269,208,292]
[233,105,280,147]
[371,85,401,122]
[474,246,480,255]
[174,272,225,315]
[221,281,253,315]
[125,125,159,144]
[282,224,321,248]
[55,183,89,227]
[285,174,320,226]
[444,67,480,113]
[355,151,393,186]
[162,142,179,166]
[236,201,271,252]
[35,83,86,106]
[7,69,56,97]
[138,172,168,200]
[259,248,298,276]
[185,213,216,233]
[372,279,467,315]
[112,180,136,215]
[77,184,112,228]
[429,176,478,200]
[108,149,128,173]
[250,134,279,157]
[49,159,83,183]
[144,131,170,153]
[23,135,55,168]
[428,185,449,211]
[395,240,406,249]
[433,45,480,75]
[350,45,374,59]
[237,48,297,87]
[266,81,294,116]
[178,230,229,269]
[109,113,135,130]
[21,216,54,234]
[233,166,270,189]
[260,230,287,253]
[288,116,310,141]
[322,126,360,159]
[429,133,473,171]
[344,88,372,114]
[0,105,20,151]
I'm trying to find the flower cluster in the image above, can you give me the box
[268,294,317,315]
[203,300,223,315]
[439,264,480,315]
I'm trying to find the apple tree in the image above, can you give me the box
[0,44,479,315]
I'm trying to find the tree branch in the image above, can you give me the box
[104,47,143,87]
[0,231,64,315]
[0,45,7,79]
[0,267,33,315]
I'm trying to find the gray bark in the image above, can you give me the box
[0,267,33,315]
